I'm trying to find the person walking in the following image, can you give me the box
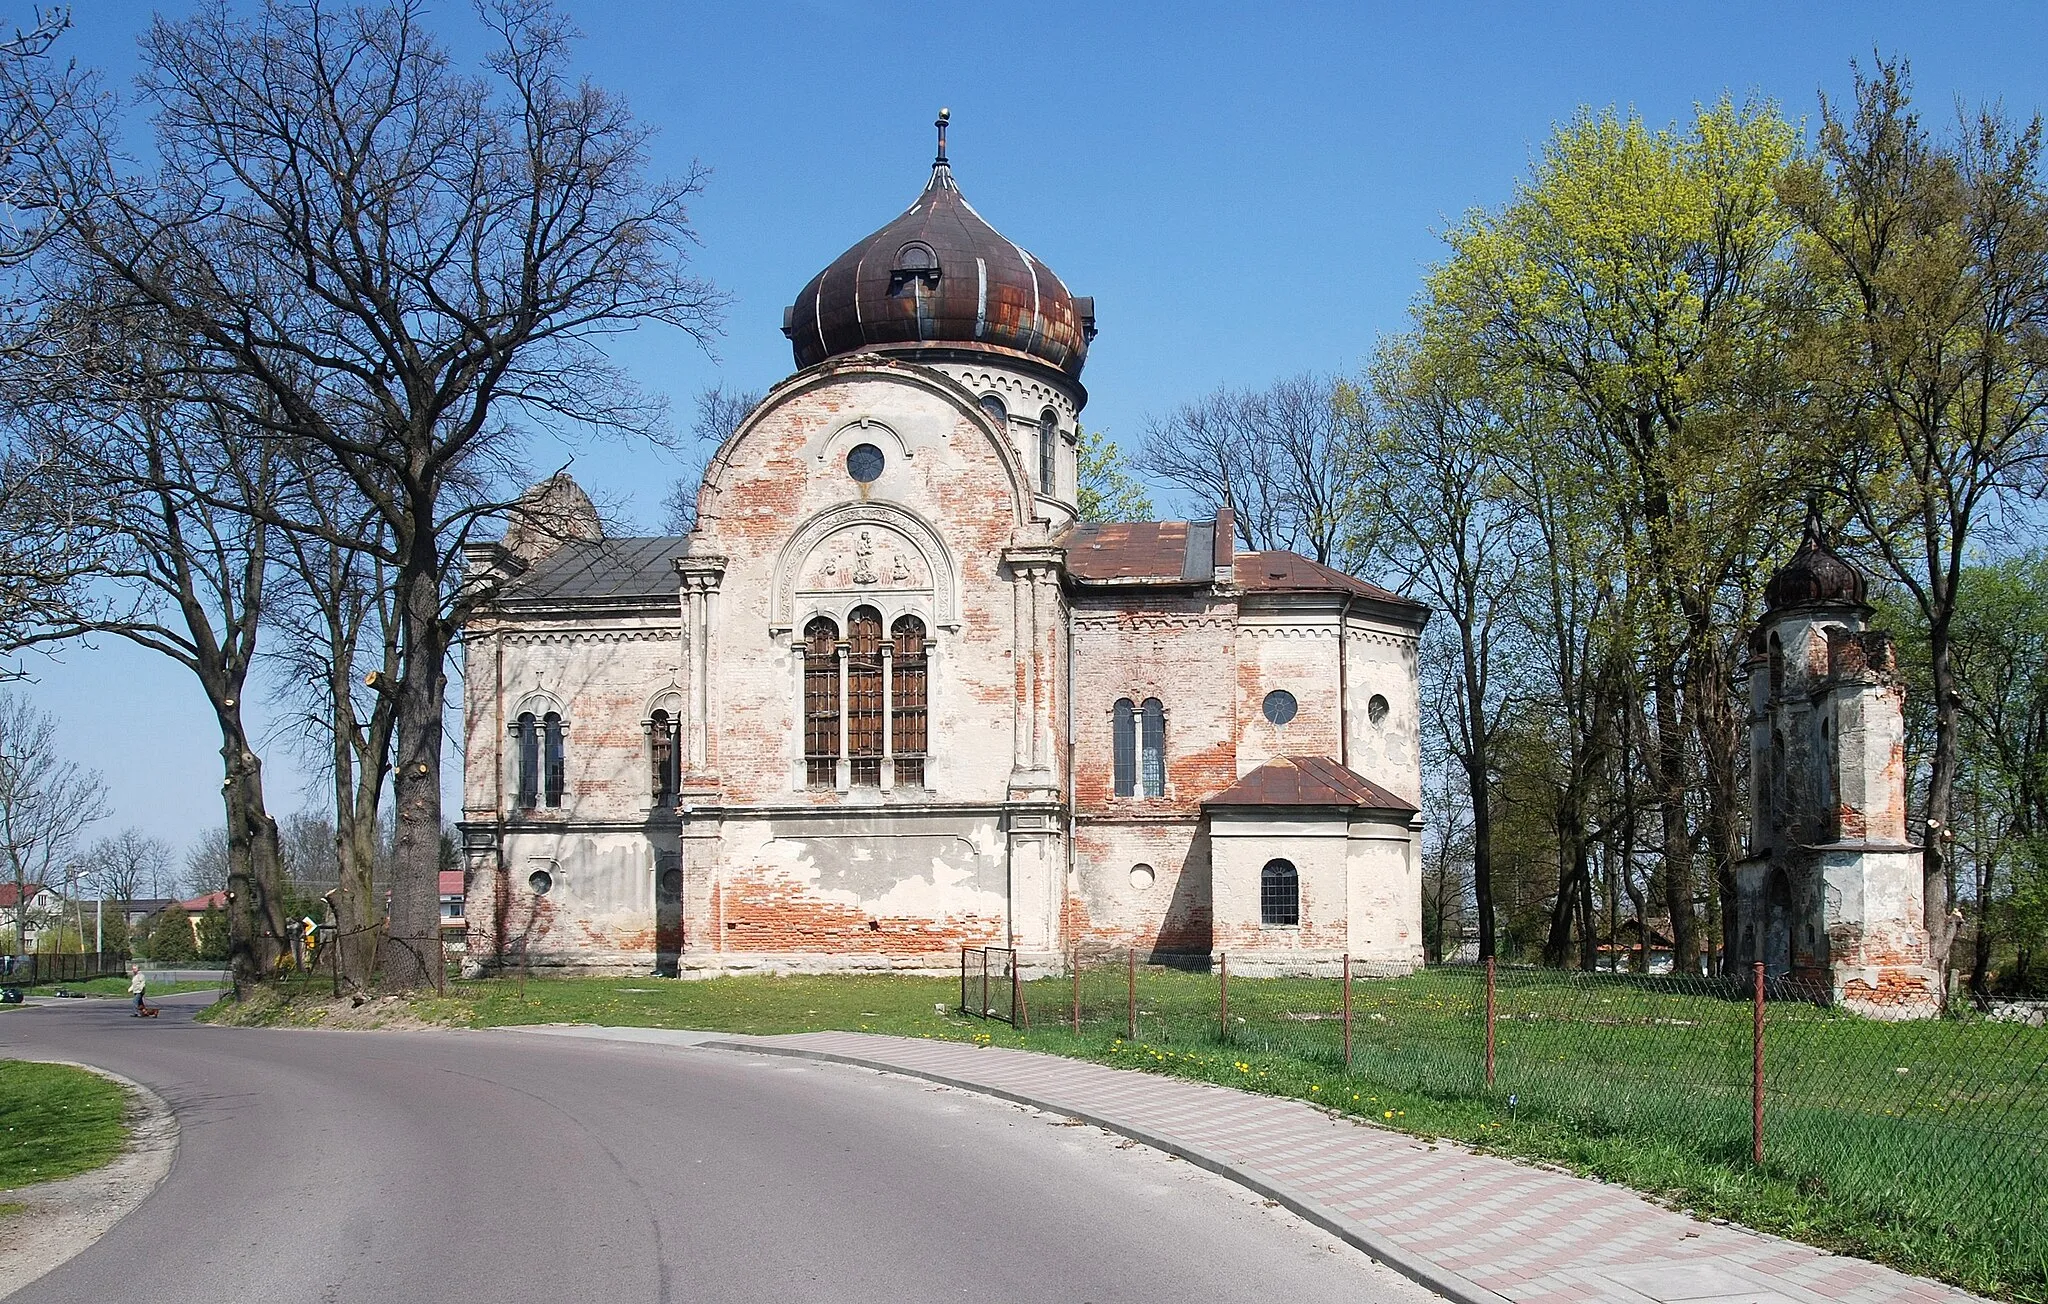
[127,964,148,1016]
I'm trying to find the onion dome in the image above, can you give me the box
[783,110,1095,380]
[1765,506,1867,611]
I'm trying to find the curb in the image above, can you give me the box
[700,1039,1511,1304]
[0,1060,179,1300]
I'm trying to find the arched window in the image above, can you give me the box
[514,711,540,811]
[847,606,885,787]
[803,616,841,789]
[891,615,928,788]
[542,712,566,808]
[1112,698,1137,797]
[979,393,1007,427]
[1261,859,1300,927]
[1140,697,1166,798]
[649,708,679,808]
[1038,409,1057,496]
[1767,632,1784,699]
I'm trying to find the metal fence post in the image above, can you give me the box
[1753,960,1766,1167]
[1012,951,1029,1030]
[1484,955,1497,1088]
[960,947,968,1013]
[1071,948,1080,1034]
[981,949,990,1018]
[1219,951,1229,1040]
[1343,953,1353,1070]
[1126,947,1136,1041]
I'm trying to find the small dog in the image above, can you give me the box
[133,1005,159,1018]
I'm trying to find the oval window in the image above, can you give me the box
[528,869,554,896]
[1130,863,1156,890]
[846,443,884,484]
[1262,690,1297,726]
[1368,694,1390,726]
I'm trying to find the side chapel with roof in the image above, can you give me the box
[456,115,1430,977]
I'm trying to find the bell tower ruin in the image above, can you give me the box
[1736,513,1941,1018]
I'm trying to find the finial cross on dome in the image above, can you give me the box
[935,107,950,166]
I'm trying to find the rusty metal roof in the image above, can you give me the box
[785,113,1092,380]
[1204,756,1415,812]
[1061,520,1206,583]
[1235,552,1419,608]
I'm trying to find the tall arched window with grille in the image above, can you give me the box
[847,606,885,786]
[1112,698,1136,797]
[1140,697,1166,797]
[648,708,679,807]
[514,712,540,810]
[1261,859,1299,926]
[891,615,928,788]
[542,712,566,807]
[803,616,841,788]
[1038,409,1058,496]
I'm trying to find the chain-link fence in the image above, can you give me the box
[991,949,2047,1290]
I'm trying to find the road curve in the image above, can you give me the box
[2,995,1439,1304]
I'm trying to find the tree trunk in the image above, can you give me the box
[1653,670,1699,972]
[218,713,287,981]
[381,556,449,993]
[1925,621,1960,980]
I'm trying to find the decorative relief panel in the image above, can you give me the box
[799,524,931,592]
[772,501,961,632]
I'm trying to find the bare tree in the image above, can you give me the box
[661,384,762,534]
[11,0,723,989]
[0,693,104,946]
[1355,336,1525,960]
[10,326,298,981]
[1140,373,1350,564]
[82,827,178,903]
[267,451,402,991]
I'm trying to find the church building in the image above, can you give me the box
[456,116,1430,978]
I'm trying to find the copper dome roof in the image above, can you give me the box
[783,112,1095,380]
[1765,510,1867,611]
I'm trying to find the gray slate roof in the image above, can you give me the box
[499,536,687,605]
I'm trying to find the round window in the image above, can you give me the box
[1367,694,1390,727]
[1262,690,1298,726]
[1130,863,1156,890]
[528,869,553,896]
[658,868,682,901]
[846,443,885,483]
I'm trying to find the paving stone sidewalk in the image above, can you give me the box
[711,1030,1985,1304]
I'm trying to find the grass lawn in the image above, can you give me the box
[206,966,2048,1301]
[0,1062,129,1190]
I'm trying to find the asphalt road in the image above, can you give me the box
[3,995,1441,1304]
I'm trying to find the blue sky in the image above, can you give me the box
[26,1,2048,863]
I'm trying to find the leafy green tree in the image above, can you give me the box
[196,906,230,963]
[1779,59,2048,975]
[1425,98,1807,971]
[145,906,196,963]
[1075,427,1155,523]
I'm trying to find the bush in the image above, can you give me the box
[196,906,229,962]
[145,906,197,962]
